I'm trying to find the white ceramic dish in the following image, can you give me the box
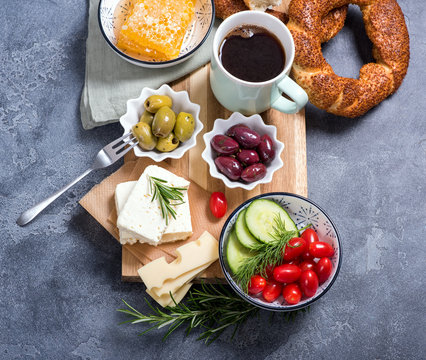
[120,84,203,161]
[219,193,342,312]
[201,113,284,190]
[98,0,215,68]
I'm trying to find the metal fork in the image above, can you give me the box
[16,132,138,226]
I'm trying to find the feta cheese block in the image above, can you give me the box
[115,181,138,245]
[116,165,191,246]
[138,231,219,290]
[115,178,192,245]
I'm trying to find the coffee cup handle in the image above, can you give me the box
[271,76,308,114]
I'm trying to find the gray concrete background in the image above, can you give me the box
[1,1,425,359]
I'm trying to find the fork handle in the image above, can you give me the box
[16,168,93,226]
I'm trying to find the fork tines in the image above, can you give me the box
[104,132,139,156]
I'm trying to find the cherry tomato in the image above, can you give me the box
[285,259,300,266]
[248,275,266,295]
[283,237,307,261]
[273,264,302,284]
[301,228,319,243]
[262,281,282,303]
[299,270,319,298]
[282,283,302,305]
[301,228,318,260]
[299,260,315,272]
[301,250,315,261]
[309,241,334,258]
[263,263,276,279]
[209,192,227,218]
[316,257,332,284]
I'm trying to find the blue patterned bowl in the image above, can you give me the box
[219,192,342,312]
[98,0,215,68]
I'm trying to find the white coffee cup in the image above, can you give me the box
[210,11,308,115]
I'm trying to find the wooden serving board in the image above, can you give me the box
[97,0,308,282]
[122,76,307,282]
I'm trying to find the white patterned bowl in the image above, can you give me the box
[201,113,284,190]
[219,193,342,312]
[120,84,203,161]
[98,0,215,68]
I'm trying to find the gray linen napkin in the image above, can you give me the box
[80,0,218,129]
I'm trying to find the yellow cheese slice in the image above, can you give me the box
[137,231,219,290]
[151,260,215,297]
[146,283,192,308]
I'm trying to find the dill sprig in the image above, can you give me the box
[235,215,308,292]
[118,283,308,344]
[148,176,187,225]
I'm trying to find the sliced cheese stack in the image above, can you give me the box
[138,231,219,307]
[116,165,193,246]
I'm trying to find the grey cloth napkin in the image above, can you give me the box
[80,0,218,129]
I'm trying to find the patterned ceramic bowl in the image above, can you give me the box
[98,0,215,68]
[219,193,342,312]
[120,84,203,161]
[201,112,284,190]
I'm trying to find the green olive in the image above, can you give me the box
[144,95,172,113]
[132,122,157,150]
[152,106,176,138]
[174,112,195,142]
[155,132,180,152]
[139,110,154,126]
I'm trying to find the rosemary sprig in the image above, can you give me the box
[118,283,307,344]
[235,215,309,292]
[148,176,187,225]
[118,283,258,344]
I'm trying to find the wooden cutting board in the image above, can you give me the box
[116,1,308,281]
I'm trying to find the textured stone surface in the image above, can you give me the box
[1,1,425,359]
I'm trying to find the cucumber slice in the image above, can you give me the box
[245,199,298,243]
[225,230,253,274]
[235,209,260,249]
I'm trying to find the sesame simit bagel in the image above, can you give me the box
[287,0,410,118]
[214,0,349,44]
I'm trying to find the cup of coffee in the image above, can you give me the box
[210,11,308,115]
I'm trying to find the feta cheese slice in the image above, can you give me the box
[114,181,139,245]
[116,165,191,246]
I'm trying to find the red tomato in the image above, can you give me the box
[282,283,302,305]
[299,260,315,272]
[283,237,307,261]
[316,257,332,284]
[309,242,334,258]
[248,275,266,295]
[301,228,319,243]
[301,251,315,261]
[273,264,302,284]
[209,192,227,218]
[299,270,319,298]
[262,281,282,303]
[285,259,300,266]
[301,228,318,260]
[262,263,276,279]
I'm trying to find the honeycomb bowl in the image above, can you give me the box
[98,0,215,68]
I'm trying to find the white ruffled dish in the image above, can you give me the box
[201,113,284,190]
[119,84,203,162]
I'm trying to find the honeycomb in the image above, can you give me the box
[116,0,195,61]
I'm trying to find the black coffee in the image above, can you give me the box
[219,25,285,82]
